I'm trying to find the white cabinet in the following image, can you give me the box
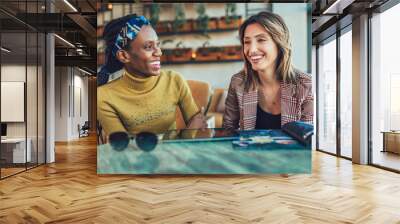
[1,138,32,163]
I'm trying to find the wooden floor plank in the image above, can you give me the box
[0,135,399,223]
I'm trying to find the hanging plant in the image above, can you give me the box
[149,3,160,26]
[173,3,186,33]
[196,3,209,37]
[225,3,238,24]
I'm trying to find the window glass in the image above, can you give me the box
[318,36,337,155]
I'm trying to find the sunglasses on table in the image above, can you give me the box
[108,132,158,152]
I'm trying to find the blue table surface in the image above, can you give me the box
[97,129,311,174]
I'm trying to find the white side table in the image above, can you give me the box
[1,138,32,163]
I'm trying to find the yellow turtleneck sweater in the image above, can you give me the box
[97,70,199,135]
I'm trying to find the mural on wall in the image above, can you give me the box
[96,3,313,174]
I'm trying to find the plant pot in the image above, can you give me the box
[97,26,104,38]
[155,21,172,34]
[192,18,218,32]
[220,45,243,60]
[218,16,242,30]
[96,2,102,11]
[98,52,105,66]
[195,47,221,61]
[170,48,193,62]
[173,19,193,33]
[208,17,218,30]
[161,49,174,63]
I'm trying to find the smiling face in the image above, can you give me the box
[243,23,279,74]
[119,25,162,77]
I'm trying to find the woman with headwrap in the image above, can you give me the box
[97,14,206,136]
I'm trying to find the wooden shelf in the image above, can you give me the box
[157,27,238,36]
[97,53,242,66]
[97,17,242,38]
[96,26,238,38]
[162,59,242,65]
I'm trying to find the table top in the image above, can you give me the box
[97,129,311,174]
[1,137,27,143]
[381,131,400,134]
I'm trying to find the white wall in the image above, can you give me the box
[55,67,68,141]
[1,65,30,137]
[54,67,89,141]
[1,63,46,164]
[272,3,310,73]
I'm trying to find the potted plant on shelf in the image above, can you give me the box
[195,41,221,62]
[170,41,193,62]
[155,21,172,34]
[194,3,209,37]
[97,52,105,66]
[208,17,218,31]
[149,3,160,26]
[172,3,192,33]
[97,25,104,38]
[160,39,174,63]
[152,4,173,34]
[219,3,242,30]
[220,45,243,61]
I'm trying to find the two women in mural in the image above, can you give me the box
[97,11,313,137]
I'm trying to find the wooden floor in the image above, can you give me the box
[1,135,400,223]
[1,167,26,178]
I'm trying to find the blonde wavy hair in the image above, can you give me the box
[239,11,297,92]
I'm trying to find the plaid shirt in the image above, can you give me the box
[223,71,313,130]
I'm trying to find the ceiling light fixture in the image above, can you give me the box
[54,34,75,48]
[1,47,11,53]
[78,67,93,76]
[63,0,78,12]
[322,0,342,14]
[322,0,354,15]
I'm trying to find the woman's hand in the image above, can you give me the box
[187,107,208,129]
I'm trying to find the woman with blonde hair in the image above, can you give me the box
[223,11,313,130]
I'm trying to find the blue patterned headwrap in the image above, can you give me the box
[112,16,150,56]
[98,15,151,86]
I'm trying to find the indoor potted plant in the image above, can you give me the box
[152,4,173,34]
[208,17,218,31]
[173,3,192,33]
[220,45,243,61]
[195,41,221,62]
[160,39,174,63]
[97,25,104,38]
[149,3,160,27]
[155,21,172,34]
[97,52,105,66]
[170,41,193,62]
[194,3,209,37]
[219,3,242,30]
